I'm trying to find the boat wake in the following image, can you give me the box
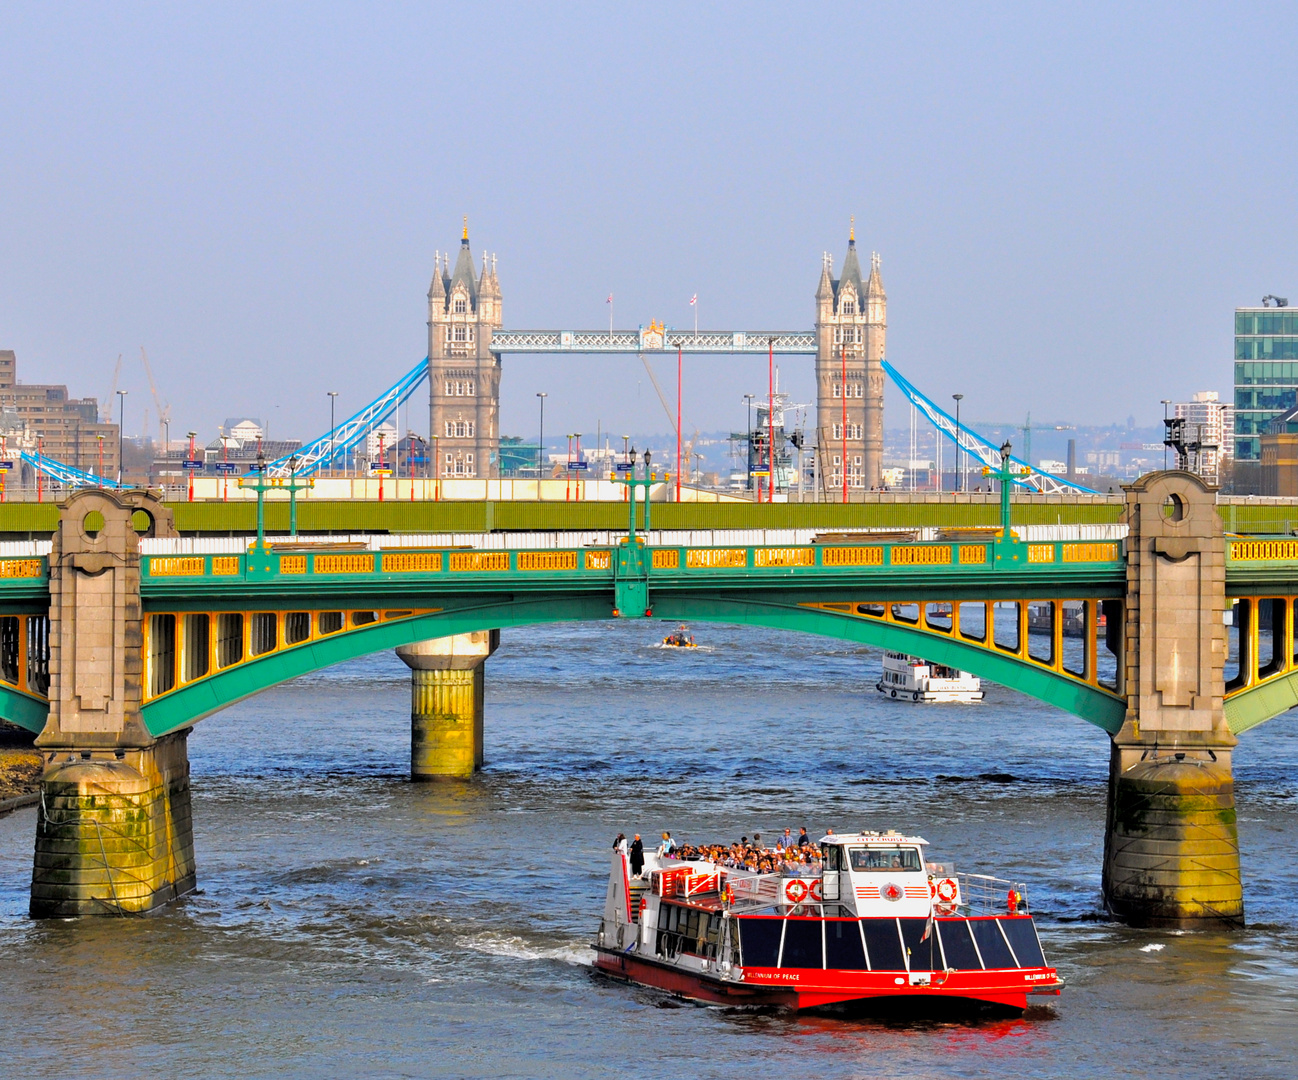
[460,930,594,967]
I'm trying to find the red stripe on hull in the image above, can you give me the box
[594,948,1053,1012]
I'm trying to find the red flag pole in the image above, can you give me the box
[676,343,682,502]
[768,337,774,503]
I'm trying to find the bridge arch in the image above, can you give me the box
[128,597,1128,740]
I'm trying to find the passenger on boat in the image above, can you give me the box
[629,835,644,878]
[658,832,676,857]
[797,827,810,847]
[776,828,794,850]
[612,832,626,853]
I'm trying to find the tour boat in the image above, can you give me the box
[877,651,984,703]
[594,832,1061,1014]
[661,625,697,648]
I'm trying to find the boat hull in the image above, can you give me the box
[593,946,1058,1013]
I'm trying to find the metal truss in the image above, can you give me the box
[882,360,1100,496]
[19,451,122,489]
[489,329,817,354]
[263,356,429,478]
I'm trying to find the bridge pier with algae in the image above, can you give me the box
[1103,471,1243,928]
[397,631,499,780]
[30,489,197,917]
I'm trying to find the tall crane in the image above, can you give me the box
[103,354,123,423]
[139,347,172,447]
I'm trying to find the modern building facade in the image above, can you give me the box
[1173,391,1234,483]
[815,231,886,492]
[1234,304,1298,462]
[0,349,119,476]
[426,224,502,478]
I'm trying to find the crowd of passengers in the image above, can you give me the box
[615,827,829,878]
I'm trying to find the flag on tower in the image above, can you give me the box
[607,294,612,303]
[689,294,697,306]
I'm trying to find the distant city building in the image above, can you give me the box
[1173,391,1234,482]
[1234,302,1297,461]
[0,349,119,476]
[222,418,265,444]
[1259,403,1298,496]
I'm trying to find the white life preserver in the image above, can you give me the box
[936,878,959,904]
[809,879,823,903]
[785,879,808,904]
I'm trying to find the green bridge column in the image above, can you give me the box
[397,631,499,780]
[1104,472,1242,928]
[31,489,197,917]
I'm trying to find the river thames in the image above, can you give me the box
[0,620,1294,1078]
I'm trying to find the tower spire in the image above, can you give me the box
[850,215,855,244]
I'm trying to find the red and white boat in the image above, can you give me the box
[594,832,1062,1014]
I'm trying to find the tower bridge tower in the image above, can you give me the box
[427,221,502,478]
[815,227,885,492]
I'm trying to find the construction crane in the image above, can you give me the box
[139,347,172,448]
[970,413,1075,468]
[103,354,123,423]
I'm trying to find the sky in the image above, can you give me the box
[0,3,1294,450]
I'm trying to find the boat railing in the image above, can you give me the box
[958,872,1030,916]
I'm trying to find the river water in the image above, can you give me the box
[0,620,1295,1079]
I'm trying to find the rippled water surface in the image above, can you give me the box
[1,620,1296,1078]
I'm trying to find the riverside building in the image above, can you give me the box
[1234,301,1298,464]
[0,349,118,476]
[1173,391,1234,483]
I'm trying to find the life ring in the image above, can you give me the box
[785,879,808,904]
[724,883,735,905]
[809,879,823,902]
[936,878,958,904]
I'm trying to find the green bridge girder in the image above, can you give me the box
[132,594,1129,739]
[9,530,1298,738]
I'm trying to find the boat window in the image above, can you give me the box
[936,919,983,970]
[780,918,823,969]
[999,917,1046,968]
[736,917,782,968]
[861,918,906,971]
[969,917,1018,969]
[825,919,867,970]
[848,847,923,872]
[822,845,841,871]
[899,918,938,972]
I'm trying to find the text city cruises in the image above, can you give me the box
[877,651,984,703]
[594,832,1061,1014]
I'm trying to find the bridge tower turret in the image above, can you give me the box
[815,224,885,494]
[427,220,502,479]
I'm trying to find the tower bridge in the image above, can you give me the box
[426,222,883,494]
[1,469,1294,929]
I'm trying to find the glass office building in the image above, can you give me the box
[1235,307,1298,460]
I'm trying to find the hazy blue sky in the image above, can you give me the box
[0,3,1293,448]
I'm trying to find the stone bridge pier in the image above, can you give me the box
[397,631,499,780]
[1104,471,1243,927]
[30,490,196,917]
